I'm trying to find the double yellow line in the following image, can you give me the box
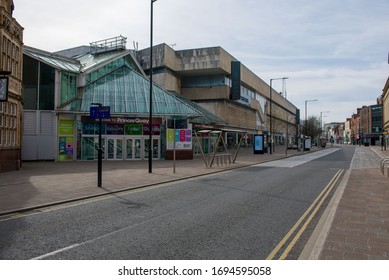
[266,169,344,260]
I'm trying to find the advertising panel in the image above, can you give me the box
[253,134,264,154]
[166,120,192,150]
[58,120,74,161]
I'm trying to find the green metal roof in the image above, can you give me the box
[81,66,203,117]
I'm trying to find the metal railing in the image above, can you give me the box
[90,36,127,54]
[380,158,389,177]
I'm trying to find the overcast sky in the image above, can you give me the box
[14,0,389,123]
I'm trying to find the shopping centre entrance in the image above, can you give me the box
[107,136,160,160]
[79,116,162,161]
[81,136,160,161]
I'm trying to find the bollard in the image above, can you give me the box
[380,158,389,176]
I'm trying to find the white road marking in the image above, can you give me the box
[255,148,340,168]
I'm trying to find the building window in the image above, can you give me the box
[39,63,55,110]
[23,55,55,111]
[0,101,18,147]
[23,55,39,110]
[61,72,77,105]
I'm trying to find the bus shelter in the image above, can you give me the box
[193,129,247,167]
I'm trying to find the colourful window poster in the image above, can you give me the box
[66,137,74,160]
[186,130,192,142]
[175,130,180,142]
[167,129,174,149]
[107,124,124,135]
[82,123,95,135]
[180,130,186,142]
[125,124,143,135]
[167,129,174,142]
[166,129,192,150]
[143,124,161,135]
[58,136,74,161]
[59,120,74,135]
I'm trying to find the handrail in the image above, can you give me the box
[380,158,389,176]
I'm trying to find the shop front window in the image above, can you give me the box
[81,136,105,160]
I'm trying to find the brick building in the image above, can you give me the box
[0,0,23,172]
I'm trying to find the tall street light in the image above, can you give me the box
[305,99,318,136]
[320,111,330,137]
[149,0,157,173]
[269,77,288,154]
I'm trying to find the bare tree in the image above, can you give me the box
[303,116,321,139]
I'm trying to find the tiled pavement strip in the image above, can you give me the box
[0,145,388,259]
[300,145,389,260]
[315,146,389,260]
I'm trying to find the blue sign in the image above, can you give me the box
[90,106,110,119]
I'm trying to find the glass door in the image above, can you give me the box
[134,138,142,159]
[107,138,123,160]
[144,137,160,159]
[123,137,160,160]
[152,138,160,159]
[126,138,133,160]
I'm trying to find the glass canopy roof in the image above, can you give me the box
[81,66,203,117]
[24,47,80,72]
[24,45,224,124]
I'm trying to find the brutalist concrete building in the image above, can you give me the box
[137,44,298,148]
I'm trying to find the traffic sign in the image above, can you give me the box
[90,106,110,118]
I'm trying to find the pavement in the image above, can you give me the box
[315,145,389,260]
[0,144,388,260]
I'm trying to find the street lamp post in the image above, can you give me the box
[91,102,103,187]
[304,99,318,136]
[149,0,157,173]
[269,77,288,154]
[320,111,330,137]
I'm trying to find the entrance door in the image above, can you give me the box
[144,137,160,159]
[126,138,133,160]
[118,137,160,160]
[107,138,123,160]
[125,137,143,160]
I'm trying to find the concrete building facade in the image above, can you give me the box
[0,0,23,172]
[137,44,298,148]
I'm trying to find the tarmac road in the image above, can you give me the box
[0,146,356,260]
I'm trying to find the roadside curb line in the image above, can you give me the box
[0,153,301,216]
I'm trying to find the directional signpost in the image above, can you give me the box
[90,103,110,187]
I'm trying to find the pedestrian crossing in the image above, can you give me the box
[255,148,340,168]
